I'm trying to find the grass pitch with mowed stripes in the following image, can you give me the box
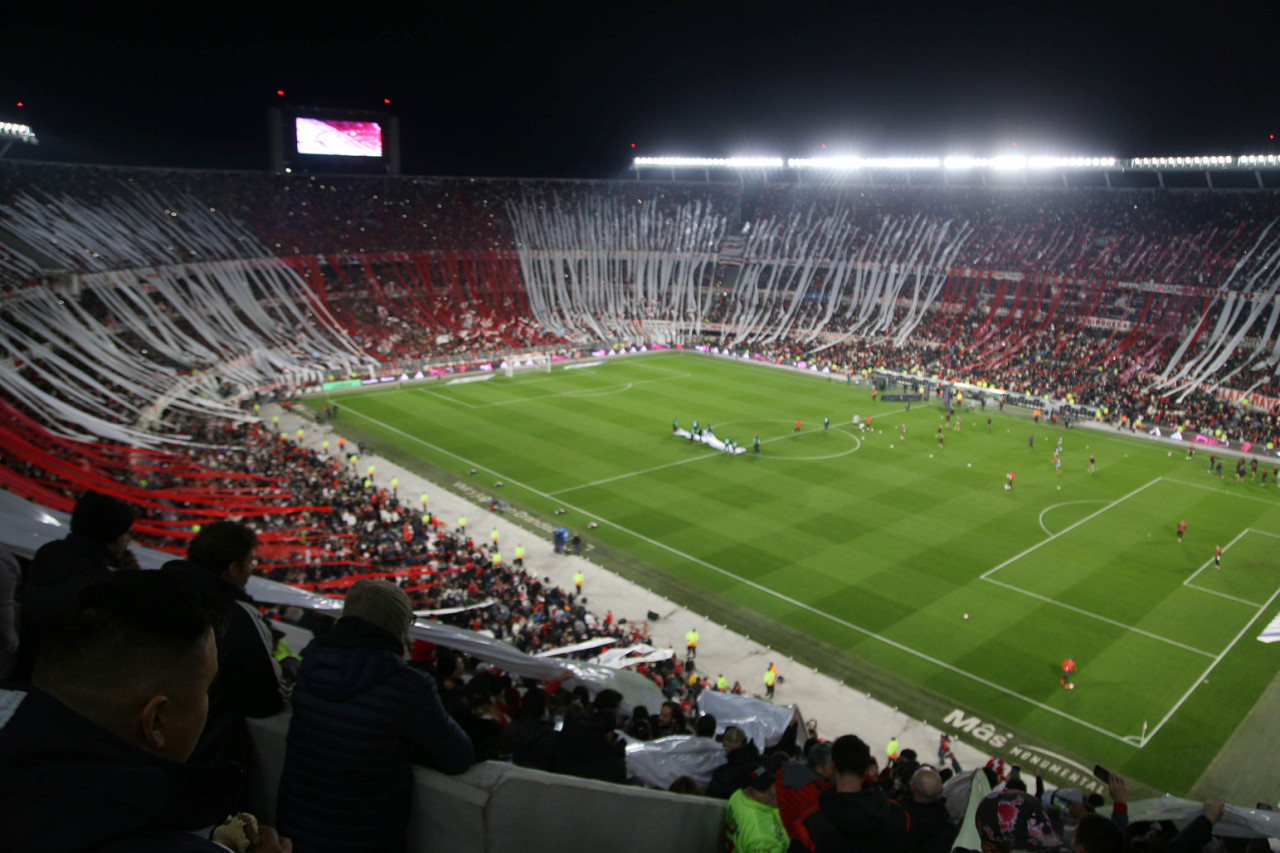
[317,352,1280,794]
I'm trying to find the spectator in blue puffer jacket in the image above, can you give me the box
[276,579,475,853]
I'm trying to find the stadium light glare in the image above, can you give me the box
[633,156,785,169]
[0,122,38,143]
[1133,154,1232,169]
[788,157,943,169]
[1238,154,1280,166]
[1028,156,1118,169]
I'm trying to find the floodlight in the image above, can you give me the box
[633,156,784,169]
[1132,154,1232,169]
[1238,154,1280,166]
[788,157,942,169]
[1028,157,1117,169]
[0,122,38,144]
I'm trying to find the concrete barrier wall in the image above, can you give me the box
[246,713,726,853]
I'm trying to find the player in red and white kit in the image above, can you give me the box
[1061,658,1076,690]
[1214,544,1222,570]
[1177,520,1186,543]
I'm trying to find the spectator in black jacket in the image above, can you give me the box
[707,726,764,799]
[0,570,290,853]
[902,767,958,853]
[277,579,474,853]
[555,688,626,784]
[499,686,556,770]
[804,734,910,853]
[162,521,288,776]
[16,490,136,680]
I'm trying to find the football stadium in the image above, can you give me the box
[3,20,1280,852]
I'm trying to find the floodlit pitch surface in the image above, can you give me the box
[320,352,1280,794]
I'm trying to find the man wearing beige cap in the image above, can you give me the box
[277,580,474,853]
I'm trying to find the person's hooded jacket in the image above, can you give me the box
[276,615,474,853]
[803,786,911,853]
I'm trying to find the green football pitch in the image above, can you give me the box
[313,351,1280,795]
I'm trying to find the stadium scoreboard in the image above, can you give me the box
[268,106,401,175]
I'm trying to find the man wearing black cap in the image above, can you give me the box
[16,490,138,681]
[725,763,789,853]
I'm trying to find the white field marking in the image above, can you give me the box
[547,427,863,496]
[548,445,735,495]
[1160,477,1280,507]
[1139,579,1280,747]
[981,577,1214,657]
[415,387,479,408]
[340,403,1147,746]
[626,359,697,377]
[1248,528,1280,540]
[473,374,687,409]
[985,477,1220,657]
[1183,529,1250,588]
[1183,530,1268,607]
[981,478,1162,580]
[1038,500,1109,536]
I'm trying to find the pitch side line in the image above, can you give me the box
[340,404,1144,746]
[1139,581,1280,746]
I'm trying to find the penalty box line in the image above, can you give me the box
[1139,580,1280,747]
[1183,529,1265,607]
[342,404,1144,747]
[979,476,1219,657]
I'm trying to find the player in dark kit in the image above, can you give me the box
[1177,520,1186,543]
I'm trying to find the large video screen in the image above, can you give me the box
[295,117,383,157]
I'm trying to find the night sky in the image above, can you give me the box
[6,2,1279,179]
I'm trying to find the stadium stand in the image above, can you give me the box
[3,160,1279,851]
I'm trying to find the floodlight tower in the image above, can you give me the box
[0,121,39,159]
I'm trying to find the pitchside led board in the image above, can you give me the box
[269,107,401,175]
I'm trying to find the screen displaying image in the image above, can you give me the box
[295,118,383,157]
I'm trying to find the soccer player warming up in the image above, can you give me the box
[1061,657,1076,690]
